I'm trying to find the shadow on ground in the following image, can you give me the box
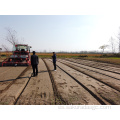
[0,70,54,82]
[0,76,30,82]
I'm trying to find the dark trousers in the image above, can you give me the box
[53,62,56,70]
[32,64,38,76]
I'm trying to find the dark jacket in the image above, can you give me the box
[52,54,56,63]
[31,55,39,65]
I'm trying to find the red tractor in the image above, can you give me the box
[2,44,32,66]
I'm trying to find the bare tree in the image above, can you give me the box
[2,45,9,51]
[5,28,18,45]
[99,45,109,53]
[109,37,115,53]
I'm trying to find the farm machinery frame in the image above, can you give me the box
[2,44,32,66]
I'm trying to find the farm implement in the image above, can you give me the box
[2,44,32,66]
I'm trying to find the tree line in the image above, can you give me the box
[1,27,120,54]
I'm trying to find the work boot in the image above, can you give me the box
[32,73,35,77]
[36,73,38,76]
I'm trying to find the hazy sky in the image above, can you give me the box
[0,15,120,52]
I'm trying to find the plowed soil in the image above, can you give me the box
[0,58,120,105]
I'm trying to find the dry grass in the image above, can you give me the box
[84,57,120,65]
[0,52,120,65]
[0,52,101,57]
[35,53,101,57]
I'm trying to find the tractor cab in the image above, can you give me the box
[13,44,31,52]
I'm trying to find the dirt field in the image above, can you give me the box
[0,58,120,105]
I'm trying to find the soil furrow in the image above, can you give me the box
[58,60,120,92]
[60,59,120,80]
[66,58,120,74]
[16,59,55,105]
[0,67,27,94]
[46,59,101,105]
[0,66,31,105]
[55,60,120,105]
[43,59,67,105]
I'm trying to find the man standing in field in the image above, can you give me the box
[52,52,57,71]
[31,51,39,76]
